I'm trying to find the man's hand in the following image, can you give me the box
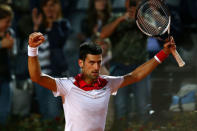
[120,6,136,22]
[32,8,43,31]
[1,33,14,49]
[123,0,141,20]
[127,6,137,20]
[163,36,176,55]
[28,32,45,47]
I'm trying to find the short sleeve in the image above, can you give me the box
[104,76,124,95]
[53,78,72,97]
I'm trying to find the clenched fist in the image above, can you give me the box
[1,33,14,49]
[28,32,45,47]
[163,37,176,55]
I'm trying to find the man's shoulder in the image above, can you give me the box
[100,75,123,81]
[100,75,111,79]
[55,77,75,84]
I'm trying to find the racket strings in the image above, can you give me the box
[138,7,162,35]
[137,9,163,35]
[138,6,167,33]
[136,0,169,36]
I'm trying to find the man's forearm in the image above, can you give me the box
[100,17,124,39]
[120,58,159,88]
[131,58,159,82]
[28,56,42,83]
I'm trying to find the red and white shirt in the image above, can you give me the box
[53,75,123,131]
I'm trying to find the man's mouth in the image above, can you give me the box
[92,72,99,76]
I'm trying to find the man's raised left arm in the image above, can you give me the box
[119,37,175,88]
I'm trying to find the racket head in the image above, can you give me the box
[135,0,171,37]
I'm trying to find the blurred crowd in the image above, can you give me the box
[0,0,197,130]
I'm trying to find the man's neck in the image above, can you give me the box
[81,75,96,85]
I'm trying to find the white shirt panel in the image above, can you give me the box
[53,75,124,131]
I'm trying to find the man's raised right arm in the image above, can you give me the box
[28,32,57,92]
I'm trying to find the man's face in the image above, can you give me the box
[79,54,102,80]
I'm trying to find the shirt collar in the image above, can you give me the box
[73,74,108,91]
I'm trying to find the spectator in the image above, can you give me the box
[92,33,112,75]
[79,0,112,42]
[0,4,15,126]
[100,0,151,129]
[29,0,77,18]
[31,0,71,120]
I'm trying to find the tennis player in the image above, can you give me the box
[28,32,175,131]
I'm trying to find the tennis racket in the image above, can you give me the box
[135,0,185,67]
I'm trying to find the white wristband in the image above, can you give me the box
[28,45,38,56]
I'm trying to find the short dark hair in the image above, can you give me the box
[79,41,102,61]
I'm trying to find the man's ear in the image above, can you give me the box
[78,59,84,68]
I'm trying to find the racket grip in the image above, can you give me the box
[171,49,185,67]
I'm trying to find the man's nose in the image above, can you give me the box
[94,63,100,70]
